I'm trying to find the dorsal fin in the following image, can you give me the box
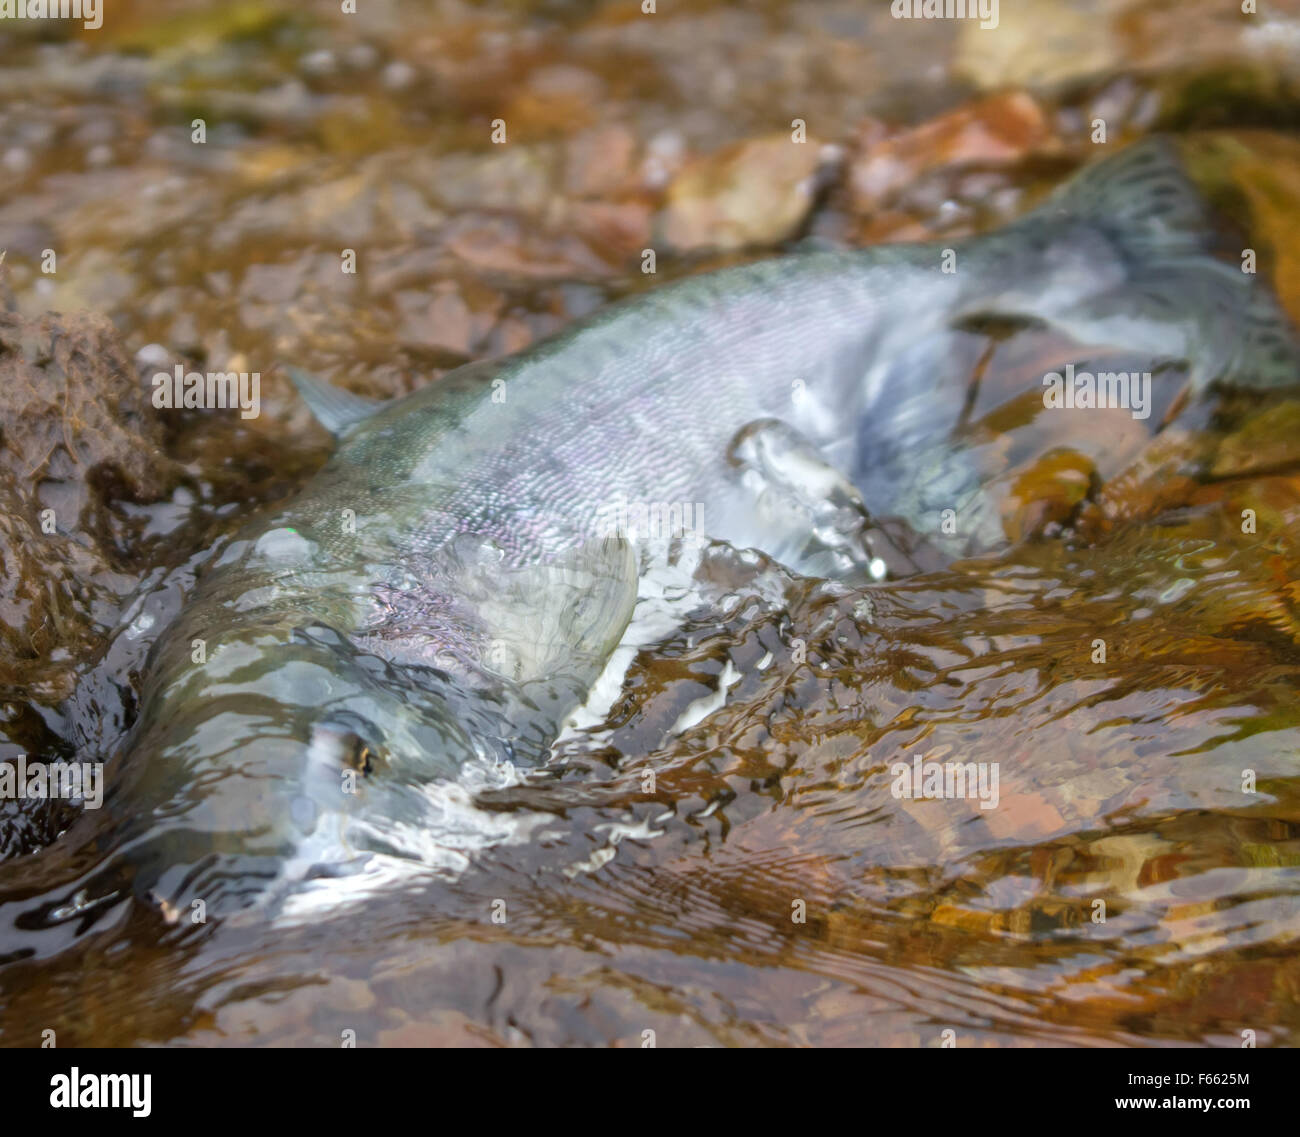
[286,367,384,436]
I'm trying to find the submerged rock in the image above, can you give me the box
[0,307,178,700]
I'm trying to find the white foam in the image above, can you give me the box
[670,658,742,735]
[271,755,554,926]
[556,540,708,739]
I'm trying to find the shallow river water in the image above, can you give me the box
[1,0,1300,1046]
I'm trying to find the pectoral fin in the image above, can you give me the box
[453,534,640,721]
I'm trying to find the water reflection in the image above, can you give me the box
[2,0,1300,1046]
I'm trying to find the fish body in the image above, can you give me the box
[34,138,1300,915]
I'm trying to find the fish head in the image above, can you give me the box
[102,621,504,918]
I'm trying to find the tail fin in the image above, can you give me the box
[1031,136,1213,262]
[995,137,1300,392]
[1228,287,1300,390]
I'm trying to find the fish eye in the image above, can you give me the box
[344,737,380,777]
[308,723,386,778]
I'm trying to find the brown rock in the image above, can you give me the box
[1212,399,1300,479]
[662,134,827,252]
[1000,447,1097,543]
[849,92,1057,215]
[394,278,504,356]
[565,123,638,198]
[0,309,178,695]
